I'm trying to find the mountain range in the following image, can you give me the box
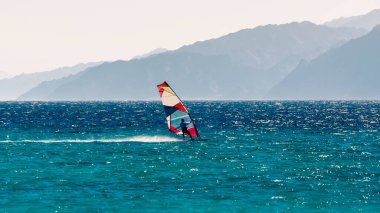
[325,9,380,31]
[0,62,102,101]
[267,25,380,100]
[18,22,364,101]
[5,9,380,101]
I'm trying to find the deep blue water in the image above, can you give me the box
[0,101,379,212]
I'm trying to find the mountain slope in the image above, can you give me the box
[21,54,261,100]
[179,22,361,68]
[178,22,365,83]
[19,22,365,101]
[17,73,86,101]
[0,62,103,100]
[0,71,11,80]
[267,26,380,100]
[325,9,380,31]
[132,48,168,60]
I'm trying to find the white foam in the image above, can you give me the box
[123,136,182,143]
[0,136,182,143]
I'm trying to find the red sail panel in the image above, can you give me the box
[175,102,188,113]
[158,87,164,97]
[188,127,198,137]
[169,125,181,134]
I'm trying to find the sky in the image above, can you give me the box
[1,0,380,75]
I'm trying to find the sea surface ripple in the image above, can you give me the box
[0,101,379,212]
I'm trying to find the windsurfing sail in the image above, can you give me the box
[157,82,200,138]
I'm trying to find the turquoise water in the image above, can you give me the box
[0,101,379,212]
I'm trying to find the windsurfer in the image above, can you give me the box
[180,119,194,141]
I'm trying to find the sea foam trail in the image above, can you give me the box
[0,136,182,143]
[123,136,182,142]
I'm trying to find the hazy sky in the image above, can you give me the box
[1,0,380,75]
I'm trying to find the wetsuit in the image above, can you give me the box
[180,122,191,135]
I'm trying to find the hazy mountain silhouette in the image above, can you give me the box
[19,54,261,100]
[177,22,364,84]
[19,22,364,101]
[325,9,380,31]
[0,71,11,80]
[267,26,380,100]
[132,48,168,60]
[0,62,103,100]
[17,73,86,101]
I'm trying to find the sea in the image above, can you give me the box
[0,101,379,212]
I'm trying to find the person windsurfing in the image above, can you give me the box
[180,119,194,141]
